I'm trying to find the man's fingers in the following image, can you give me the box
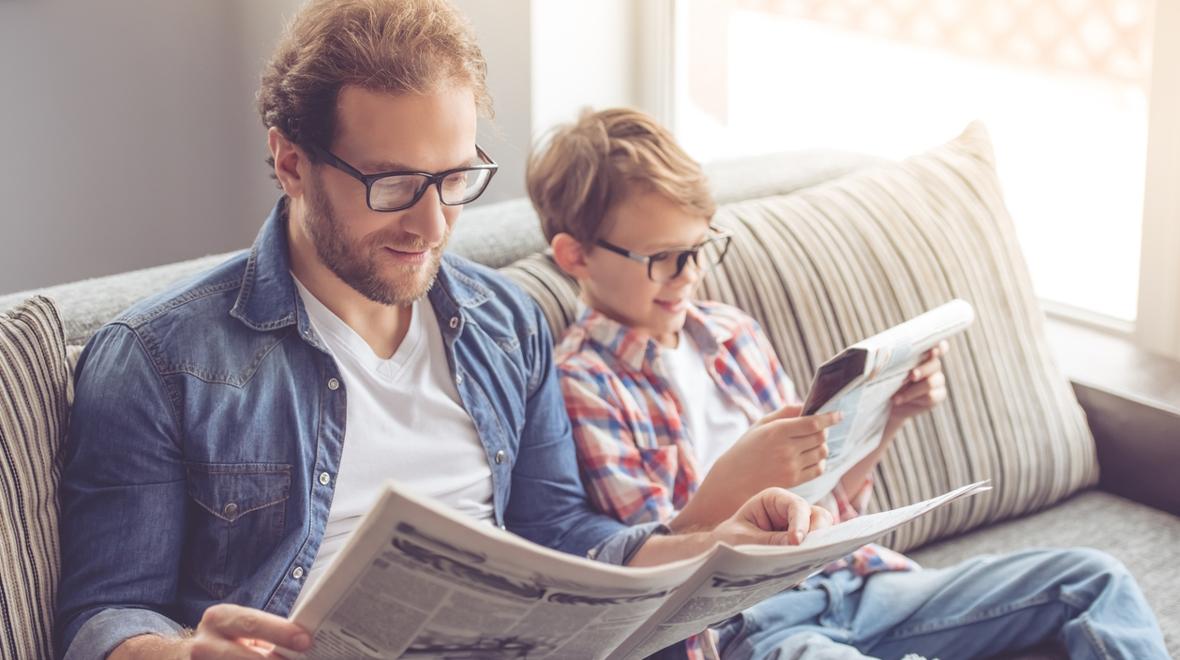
[200,604,312,652]
[810,505,835,530]
[762,488,811,544]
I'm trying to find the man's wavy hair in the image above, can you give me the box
[257,0,491,179]
[526,108,716,246]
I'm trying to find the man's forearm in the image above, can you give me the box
[625,530,717,567]
[107,633,190,660]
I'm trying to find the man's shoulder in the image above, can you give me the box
[111,251,250,333]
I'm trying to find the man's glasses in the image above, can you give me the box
[595,227,733,283]
[309,144,498,212]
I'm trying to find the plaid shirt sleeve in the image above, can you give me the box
[559,367,679,526]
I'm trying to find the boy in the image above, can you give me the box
[527,108,1168,659]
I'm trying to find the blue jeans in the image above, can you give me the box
[715,548,1168,660]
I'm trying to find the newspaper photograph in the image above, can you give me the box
[277,479,989,659]
[792,299,976,502]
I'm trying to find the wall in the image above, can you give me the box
[0,0,646,293]
[0,0,298,294]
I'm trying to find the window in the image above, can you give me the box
[674,0,1159,325]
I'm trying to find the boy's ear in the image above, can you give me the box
[551,233,591,280]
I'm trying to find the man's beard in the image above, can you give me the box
[303,176,449,306]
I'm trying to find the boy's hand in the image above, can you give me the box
[886,340,950,436]
[672,406,841,531]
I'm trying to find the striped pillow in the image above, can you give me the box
[502,122,1098,552]
[0,296,70,660]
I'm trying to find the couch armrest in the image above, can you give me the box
[1047,317,1180,515]
[1073,382,1180,515]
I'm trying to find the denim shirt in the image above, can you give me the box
[56,202,662,659]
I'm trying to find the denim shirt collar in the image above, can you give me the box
[229,199,495,336]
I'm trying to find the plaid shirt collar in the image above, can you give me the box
[575,301,738,373]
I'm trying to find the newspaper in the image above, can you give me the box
[792,300,976,503]
[276,479,989,659]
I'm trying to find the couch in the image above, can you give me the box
[2,123,1177,659]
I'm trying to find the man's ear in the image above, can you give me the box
[551,233,591,280]
[268,127,307,199]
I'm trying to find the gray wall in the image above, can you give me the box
[0,0,643,294]
[0,0,299,294]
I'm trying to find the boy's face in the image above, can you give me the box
[582,190,710,346]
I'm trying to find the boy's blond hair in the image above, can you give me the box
[526,108,716,245]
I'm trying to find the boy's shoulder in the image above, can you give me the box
[689,300,766,342]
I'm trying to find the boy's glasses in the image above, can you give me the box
[309,144,498,212]
[595,227,733,283]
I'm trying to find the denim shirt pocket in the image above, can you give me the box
[184,462,292,599]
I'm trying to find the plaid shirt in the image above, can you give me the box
[557,301,916,659]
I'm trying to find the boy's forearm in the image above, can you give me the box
[838,425,899,495]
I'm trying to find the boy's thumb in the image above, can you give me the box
[759,404,804,425]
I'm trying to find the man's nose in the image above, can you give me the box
[399,183,448,246]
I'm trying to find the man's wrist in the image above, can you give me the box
[108,633,191,660]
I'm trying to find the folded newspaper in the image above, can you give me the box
[278,479,990,659]
[792,299,976,502]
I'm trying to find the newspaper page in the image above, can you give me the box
[612,481,991,659]
[279,483,703,659]
[792,299,976,502]
[279,479,988,659]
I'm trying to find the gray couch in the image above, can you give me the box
[3,148,1176,658]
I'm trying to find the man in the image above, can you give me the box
[55,2,829,658]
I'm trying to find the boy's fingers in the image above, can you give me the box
[759,403,804,424]
[894,372,945,405]
[770,411,842,436]
[908,357,942,383]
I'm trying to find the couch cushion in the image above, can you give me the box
[0,296,71,660]
[502,122,1099,553]
[909,490,1180,657]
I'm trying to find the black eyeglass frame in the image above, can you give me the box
[308,144,499,212]
[595,227,733,283]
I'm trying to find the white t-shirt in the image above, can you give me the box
[659,333,752,475]
[292,277,495,603]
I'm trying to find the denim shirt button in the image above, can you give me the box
[449,316,460,329]
[494,450,506,465]
[499,523,507,531]
[292,566,305,580]
[222,502,239,519]
[319,472,331,486]
[455,372,464,386]
[327,378,340,391]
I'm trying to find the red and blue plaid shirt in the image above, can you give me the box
[557,301,916,658]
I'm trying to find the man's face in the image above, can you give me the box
[301,85,479,306]
[581,190,710,345]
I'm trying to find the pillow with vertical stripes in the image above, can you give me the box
[502,122,1098,552]
[0,296,70,660]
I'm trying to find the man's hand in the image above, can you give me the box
[714,487,835,547]
[673,405,841,530]
[109,604,313,659]
[628,489,834,567]
[885,340,950,437]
